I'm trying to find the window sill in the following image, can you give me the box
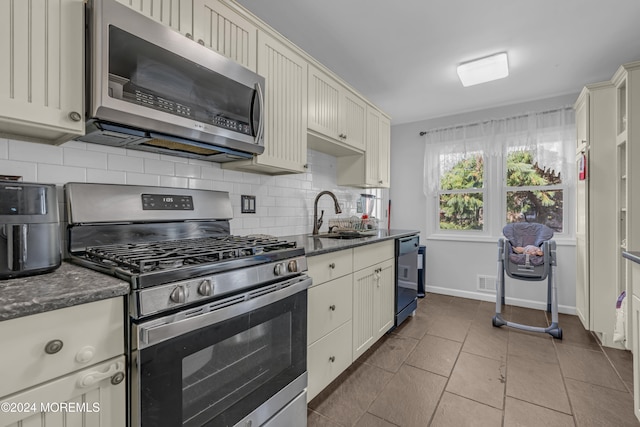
[426,233,576,246]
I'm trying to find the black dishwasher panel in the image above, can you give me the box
[395,235,420,328]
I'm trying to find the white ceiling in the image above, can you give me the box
[236,0,640,125]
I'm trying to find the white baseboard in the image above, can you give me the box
[425,285,576,315]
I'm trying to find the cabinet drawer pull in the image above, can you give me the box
[329,356,335,363]
[329,263,335,269]
[77,361,125,388]
[44,339,63,354]
[329,304,336,311]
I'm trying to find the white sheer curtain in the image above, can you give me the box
[423,108,575,197]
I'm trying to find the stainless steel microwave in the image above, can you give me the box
[79,0,265,162]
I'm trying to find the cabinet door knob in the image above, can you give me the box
[69,111,82,122]
[329,304,336,311]
[329,263,335,269]
[329,356,335,363]
[186,33,193,40]
[197,39,205,46]
[44,339,63,354]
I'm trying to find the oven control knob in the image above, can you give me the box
[287,260,298,273]
[274,263,286,276]
[170,286,186,303]
[198,280,213,296]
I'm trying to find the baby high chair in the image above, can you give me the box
[492,222,562,339]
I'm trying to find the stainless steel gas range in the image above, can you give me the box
[65,183,310,427]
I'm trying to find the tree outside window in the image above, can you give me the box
[506,149,563,232]
[438,153,484,230]
[438,148,563,232]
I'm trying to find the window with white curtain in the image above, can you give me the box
[423,108,575,238]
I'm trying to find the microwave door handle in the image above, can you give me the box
[253,82,265,144]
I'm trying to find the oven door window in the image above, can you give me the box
[138,290,306,427]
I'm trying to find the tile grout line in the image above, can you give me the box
[549,319,578,426]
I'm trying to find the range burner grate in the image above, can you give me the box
[83,235,296,274]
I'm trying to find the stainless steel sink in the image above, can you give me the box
[311,231,376,239]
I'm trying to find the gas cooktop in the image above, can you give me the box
[83,235,297,274]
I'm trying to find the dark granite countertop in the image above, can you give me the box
[283,229,420,256]
[0,262,129,322]
[623,251,640,265]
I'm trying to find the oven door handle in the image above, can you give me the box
[137,275,312,349]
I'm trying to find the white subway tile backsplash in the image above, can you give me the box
[108,154,144,173]
[9,140,63,164]
[175,162,201,178]
[234,183,252,195]
[144,158,175,176]
[86,143,127,155]
[0,159,37,181]
[0,139,8,159]
[64,147,108,169]
[1,140,382,236]
[222,169,243,182]
[201,166,224,180]
[125,149,160,160]
[61,140,88,150]
[160,176,188,188]
[188,178,214,190]
[126,173,160,186]
[38,164,86,184]
[213,182,234,193]
[242,217,260,229]
[87,168,126,184]
[161,154,189,163]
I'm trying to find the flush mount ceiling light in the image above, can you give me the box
[457,52,509,87]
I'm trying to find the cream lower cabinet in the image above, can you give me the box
[352,241,394,360]
[0,0,85,144]
[223,30,308,174]
[1,356,126,427]
[0,298,126,426]
[306,250,353,402]
[352,260,394,352]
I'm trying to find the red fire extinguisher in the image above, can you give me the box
[578,153,587,180]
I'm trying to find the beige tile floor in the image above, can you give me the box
[307,293,639,426]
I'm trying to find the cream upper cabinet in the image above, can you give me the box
[337,105,391,188]
[193,0,257,72]
[0,0,84,144]
[223,30,307,174]
[308,64,367,155]
[116,0,194,36]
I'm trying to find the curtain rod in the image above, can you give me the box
[418,106,573,136]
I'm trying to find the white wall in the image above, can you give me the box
[0,138,386,240]
[390,93,579,313]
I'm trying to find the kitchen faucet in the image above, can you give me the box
[312,191,342,235]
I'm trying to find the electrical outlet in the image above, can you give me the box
[241,195,256,214]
